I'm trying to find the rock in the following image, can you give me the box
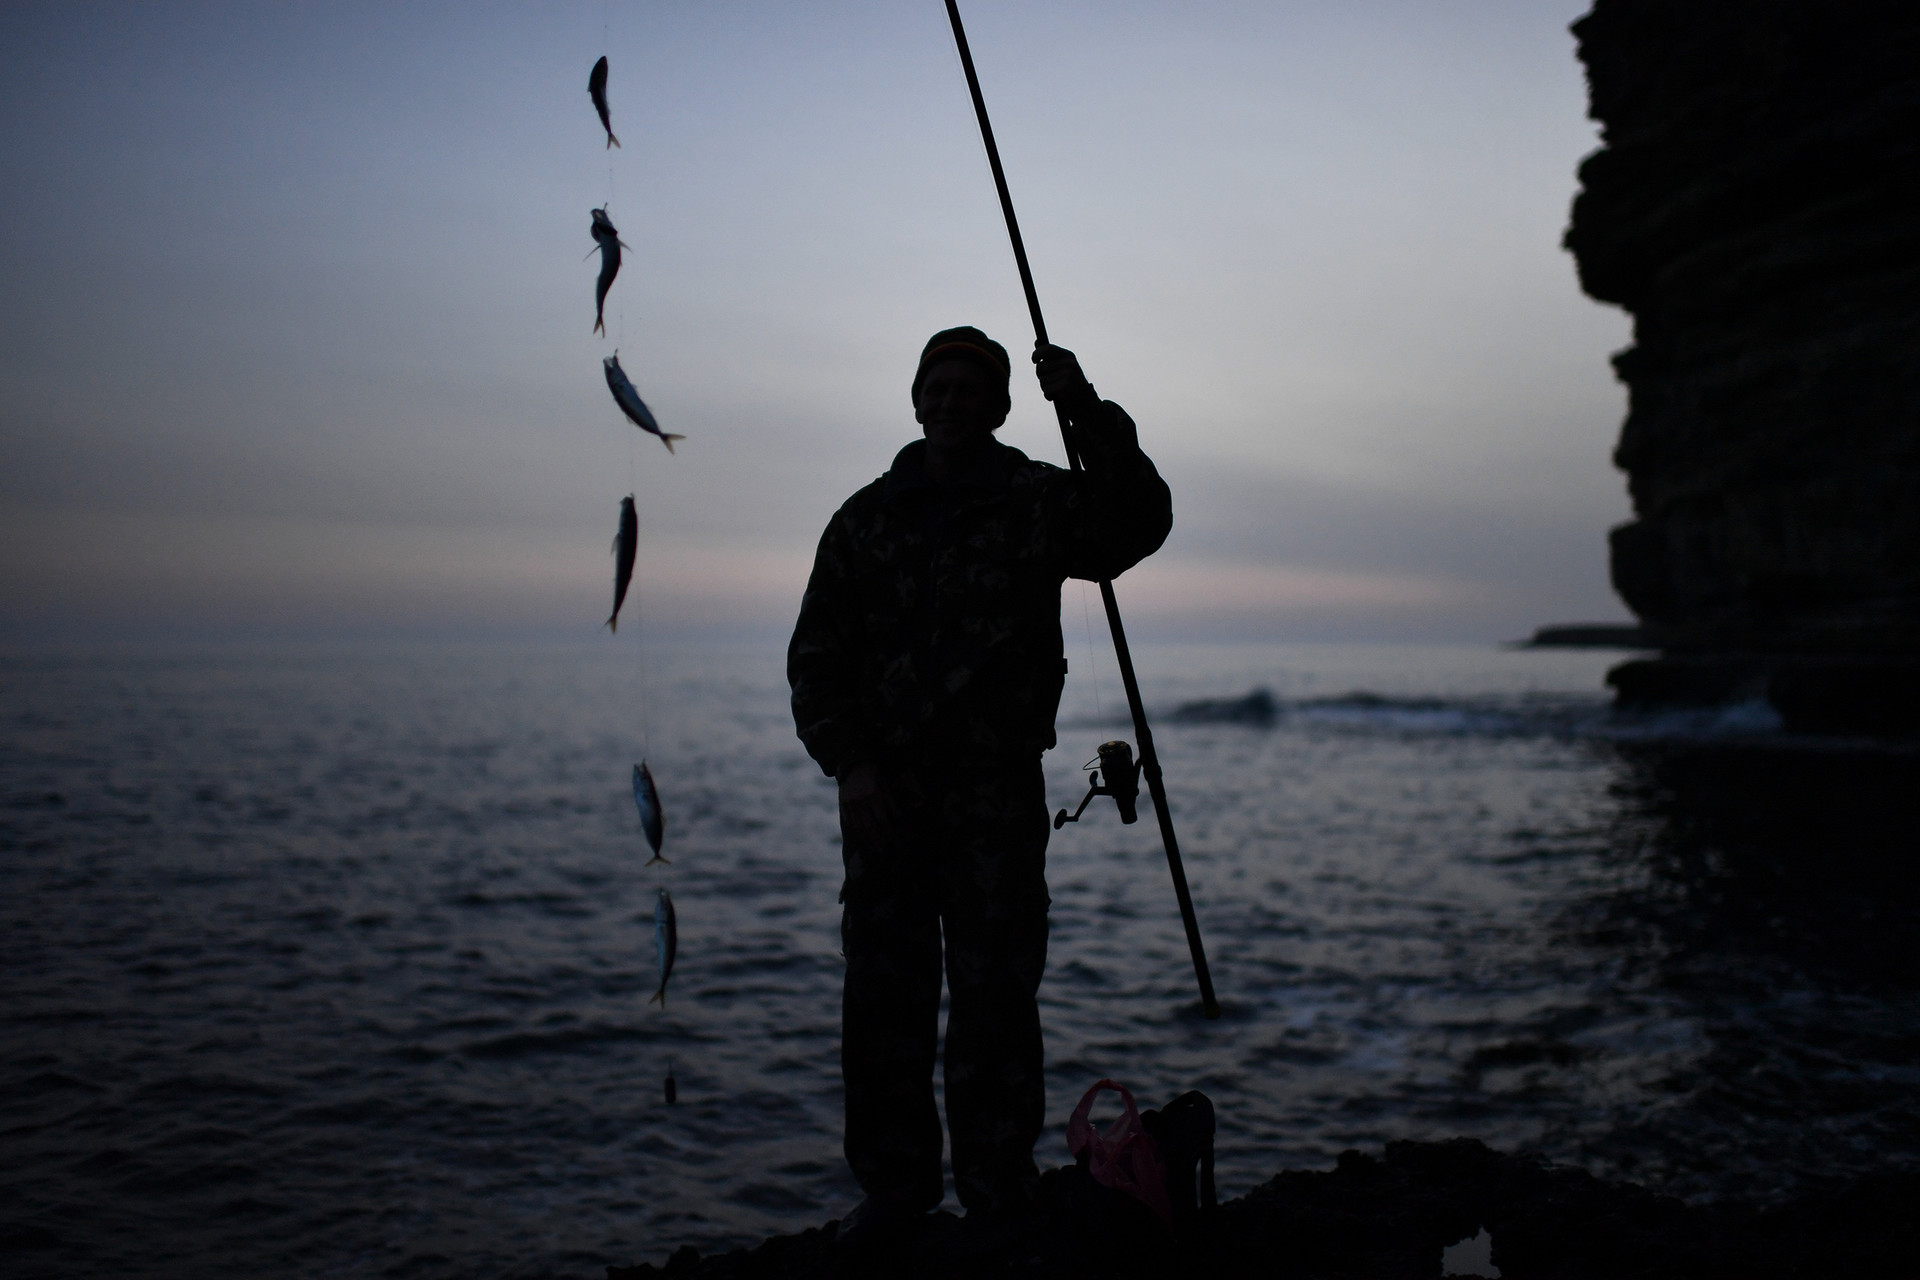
[1564,0,1920,730]
[1522,624,1658,649]
[1608,651,1920,734]
[602,1142,1920,1279]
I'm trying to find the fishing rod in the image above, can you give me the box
[943,0,1220,1020]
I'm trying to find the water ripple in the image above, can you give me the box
[2,640,1915,1277]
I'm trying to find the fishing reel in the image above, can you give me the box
[1054,740,1140,829]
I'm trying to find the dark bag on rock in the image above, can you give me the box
[1140,1090,1217,1236]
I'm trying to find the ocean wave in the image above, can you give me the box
[1071,685,1874,746]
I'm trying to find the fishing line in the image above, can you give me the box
[595,4,651,806]
[1079,579,1105,722]
[597,10,669,1102]
[636,502,652,760]
[603,0,616,203]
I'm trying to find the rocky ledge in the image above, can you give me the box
[608,1139,1917,1279]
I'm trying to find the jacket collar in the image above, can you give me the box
[884,437,1021,505]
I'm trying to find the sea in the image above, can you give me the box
[4,637,1918,1278]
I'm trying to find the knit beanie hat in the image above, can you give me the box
[911,326,1012,411]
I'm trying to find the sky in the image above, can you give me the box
[0,0,1635,645]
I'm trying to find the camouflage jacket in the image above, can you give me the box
[788,402,1171,777]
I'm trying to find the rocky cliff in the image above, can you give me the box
[1565,0,1920,729]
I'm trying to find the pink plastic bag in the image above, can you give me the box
[1066,1078,1173,1225]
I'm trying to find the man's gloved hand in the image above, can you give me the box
[1035,341,1139,462]
[1033,343,1101,420]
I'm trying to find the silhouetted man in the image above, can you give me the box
[787,327,1171,1243]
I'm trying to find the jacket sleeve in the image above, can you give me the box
[1055,401,1173,582]
[787,509,876,779]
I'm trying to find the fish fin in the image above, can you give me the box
[585,244,600,261]
[646,854,669,866]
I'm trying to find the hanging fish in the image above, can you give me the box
[589,206,629,337]
[607,494,637,632]
[651,887,677,1007]
[664,1060,677,1105]
[604,353,685,453]
[589,55,620,149]
[632,761,666,863]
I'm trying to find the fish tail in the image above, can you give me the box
[646,854,670,866]
[650,988,665,1007]
[606,613,618,633]
[595,315,605,336]
[608,132,621,149]
[661,434,685,454]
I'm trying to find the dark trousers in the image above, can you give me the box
[840,758,1051,1213]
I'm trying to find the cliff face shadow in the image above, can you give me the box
[1562,742,1920,1199]
[1596,743,1920,987]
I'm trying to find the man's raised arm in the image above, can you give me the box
[1033,342,1173,582]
